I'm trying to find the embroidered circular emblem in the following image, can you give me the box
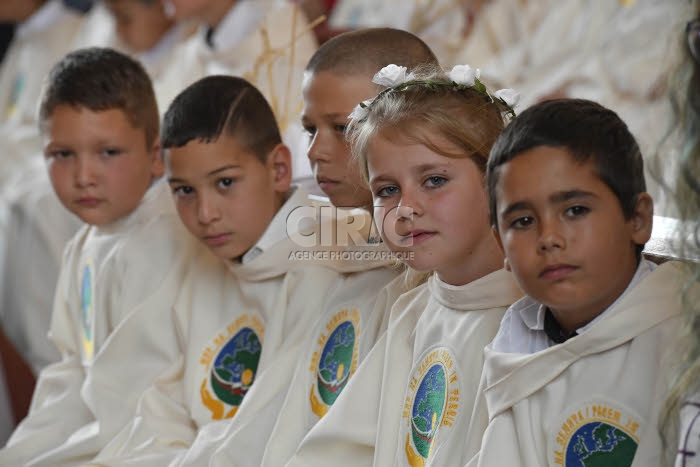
[210,327,261,406]
[309,309,360,418]
[80,260,95,361]
[564,422,637,466]
[411,363,447,458]
[199,314,265,421]
[552,401,641,466]
[318,321,355,404]
[403,347,459,466]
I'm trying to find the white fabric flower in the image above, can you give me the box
[372,64,415,87]
[447,64,480,86]
[493,88,520,107]
[348,99,373,120]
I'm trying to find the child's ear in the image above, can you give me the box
[629,192,654,245]
[150,137,165,179]
[266,143,292,192]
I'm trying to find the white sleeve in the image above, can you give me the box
[86,356,197,467]
[0,172,78,374]
[0,243,91,465]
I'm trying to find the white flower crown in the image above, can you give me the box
[348,64,519,121]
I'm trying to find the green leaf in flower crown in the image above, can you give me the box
[473,79,486,94]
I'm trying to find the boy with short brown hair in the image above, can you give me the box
[0,47,196,466]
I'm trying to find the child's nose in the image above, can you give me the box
[197,194,221,224]
[75,156,97,187]
[397,187,424,218]
[537,219,565,252]
[306,131,333,165]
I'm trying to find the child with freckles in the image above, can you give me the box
[472,98,686,467]
[285,64,523,467]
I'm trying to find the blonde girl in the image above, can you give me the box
[285,65,523,467]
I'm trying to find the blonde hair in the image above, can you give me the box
[347,65,509,286]
[349,67,508,186]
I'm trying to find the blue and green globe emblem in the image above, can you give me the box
[411,363,447,459]
[210,327,261,406]
[80,264,93,339]
[565,422,638,467]
[317,320,355,406]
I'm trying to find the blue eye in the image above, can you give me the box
[376,185,399,198]
[424,176,447,188]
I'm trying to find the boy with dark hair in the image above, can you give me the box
[0,47,196,466]
[302,27,439,209]
[87,75,396,466]
[473,98,683,466]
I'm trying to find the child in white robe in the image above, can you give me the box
[85,75,396,466]
[0,159,82,375]
[286,64,523,466]
[301,27,439,210]
[0,48,197,467]
[103,0,195,80]
[152,0,318,179]
[0,0,195,384]
[0,0,84,182]
[168,28,440,467]
[471,98,684,466]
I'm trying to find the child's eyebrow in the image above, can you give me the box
[368,173,394,186]
[549,189,596,204]
[499,201,532,219]
[412,163,450,175]
[207,164,240,176]
[167,165,242,184]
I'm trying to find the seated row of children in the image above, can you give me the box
[0,19,695,466]
[0,0,319,434]
[0,2,686,415]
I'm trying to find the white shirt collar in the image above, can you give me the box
[16,0,66,40]
[205,0,266,51]
[495,259,657,353]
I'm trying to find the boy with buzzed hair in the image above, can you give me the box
[472,98,687,466]
[0,47,197,467]
[203,28,440,467]
[302,27,439,209]
[87,75,397,467]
